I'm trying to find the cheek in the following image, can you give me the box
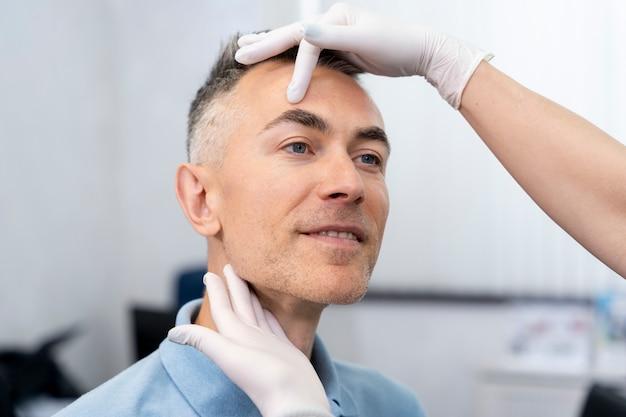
[368,181,390,230]
[249,162,314,214]
[220,162,310,240]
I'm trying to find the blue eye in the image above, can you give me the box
[360,154,381,165]
[286,142,308,154]
[284,143,382,168]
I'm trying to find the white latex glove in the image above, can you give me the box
[167,264,332,417]
[235,2,493,108]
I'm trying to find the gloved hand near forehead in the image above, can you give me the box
[235,2,493,108]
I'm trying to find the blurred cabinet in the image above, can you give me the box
[475,371,587,417]
[475,352,626,417]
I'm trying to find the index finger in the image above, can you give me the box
[286,5,352,103]
[203,272,247,338]
[287,39,320,103]
[223,264,258,328]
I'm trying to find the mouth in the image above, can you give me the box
[301,223,366,243]
[300,232,362,249]
[299,225,365,249]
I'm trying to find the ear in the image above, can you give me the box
[175,163,222,237]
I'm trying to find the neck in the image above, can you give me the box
[193,263,324,358]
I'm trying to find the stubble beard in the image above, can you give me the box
[222,231,376,306]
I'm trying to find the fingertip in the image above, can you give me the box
[234,45,263,65]
[287,86,305,103]
[203,272,219,286]
[237,32,269,48]
[287,78,306,102]
[234,48,251,64]
[237,35,253,48]
[223,264,242,285]
[167,327,188,345]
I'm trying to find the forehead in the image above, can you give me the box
[233,61,384,132]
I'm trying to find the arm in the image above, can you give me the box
[460,62,626,276]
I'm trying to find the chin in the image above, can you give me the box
[325,287,368,305]
[310,272,370,305]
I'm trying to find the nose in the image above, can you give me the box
[316,153,365,205]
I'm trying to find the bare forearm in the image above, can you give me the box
[460,61,626,277]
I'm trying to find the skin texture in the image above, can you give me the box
[461,62,626,277]
[175,61,390,357]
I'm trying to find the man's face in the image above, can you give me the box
[214,61,389,305]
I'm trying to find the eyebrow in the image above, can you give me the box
[260,108,390,153]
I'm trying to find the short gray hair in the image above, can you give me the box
[186,32,363,166]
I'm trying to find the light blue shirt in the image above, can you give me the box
[55,299,425,417]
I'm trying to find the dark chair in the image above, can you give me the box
[130,307,177,361]
[0,327,83,416]
[175,267,206,309]
[130,266,206,361]
[580,384,626,417]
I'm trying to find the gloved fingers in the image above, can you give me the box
[237,31,268,47]
[167,324,234,358]
[287,39,320,103]
[249,290,290,342]
[302,23,374,54]
[203,272,248,337]
[285,3,353,103]
[264,308,290,342]
[250,291,273,333]
[235,22,305,65]
[222,264,258,327]
[168,325,256,383]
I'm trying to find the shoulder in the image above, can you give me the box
[334,360,426,417]
[53,350,195,417]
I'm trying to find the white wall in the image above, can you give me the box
[0,0,124,390]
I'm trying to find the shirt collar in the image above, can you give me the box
[310,328,358,416]
[160,299,357,417]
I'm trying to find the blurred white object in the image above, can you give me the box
[476,303,626,417]
[593,287,626,382]
[509,304,592,361]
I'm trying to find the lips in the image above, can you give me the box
[300,224,366,242]
[309,230,358,241]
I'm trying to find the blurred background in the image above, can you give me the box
[1,0,626,416]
